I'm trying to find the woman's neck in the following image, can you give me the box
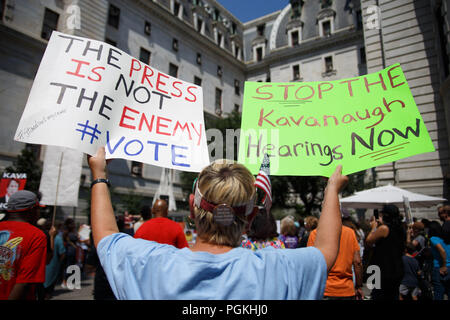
[190,237,234,254]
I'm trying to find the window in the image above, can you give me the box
[169,63,178,77]
[172,38,179,51]
[213,8,220,21]
[173,1,181,16]
[131,161,143,177]
[215,88,222,115]
[107,4,120,29]
[105,38,117,46]
[0,0,5,20]
[217,65,223,77]
[291,30,299,46]
[41,8,59,40]
[217,32,222,46]
[139,48,151,64]
[359,47,366,64]
[231,22,237,35]
[234,45,240,59]
[257,24,265,36]
[196,53,202,65]
[144,21,151,35]
[194,76,202,86]
[234,80,240,96]
[293,65,300,80]
[234,104,240,112]
[256,47,263,62]
[196,17,203,33]
[325,56,333,72]
[356,10,363,30]
[322,20,331,37]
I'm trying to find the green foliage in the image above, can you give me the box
[342,170,369,197]
[180,171,198,197]
[208,109,242,135]
[209,109,242,161]
[271,207,296,221]
[117,191,144,214]
[5,145,42,194]
[294,204,307,217]
[270,176,291,207]
[287,176,326,215]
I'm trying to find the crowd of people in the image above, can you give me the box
[0,148,449,300]
[0,188,194,300]
[239,203,450,301]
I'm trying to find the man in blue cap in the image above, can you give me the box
[0,190,47,300]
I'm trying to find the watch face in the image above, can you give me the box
[213,204,235,226]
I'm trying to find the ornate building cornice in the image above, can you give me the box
[286,18,304,30]
[317,8,336,21]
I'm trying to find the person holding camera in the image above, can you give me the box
[366,205,406,300]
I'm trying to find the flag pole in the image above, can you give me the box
[52,151,64,227]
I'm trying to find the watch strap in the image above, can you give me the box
[90,178,110,188]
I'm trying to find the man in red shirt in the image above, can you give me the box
[0,190,47,300]
[134,199,188,249]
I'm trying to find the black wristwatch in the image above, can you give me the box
[90,178,111,188]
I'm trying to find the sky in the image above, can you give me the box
[216,1,288,23]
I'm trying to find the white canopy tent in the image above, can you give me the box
[340,184,447,209]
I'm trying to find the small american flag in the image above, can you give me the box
[254,154,272,212]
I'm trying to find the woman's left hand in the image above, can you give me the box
[87,147,109,179]
[369,216,378,230]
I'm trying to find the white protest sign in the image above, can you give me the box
[402,195,412,225]
[39,145,83,207]
[14,32,210,172]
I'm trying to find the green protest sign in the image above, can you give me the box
[238,64,435,177]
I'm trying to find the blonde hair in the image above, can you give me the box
[194,159,256,247]
[280,216,297,236]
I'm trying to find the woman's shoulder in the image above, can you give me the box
[378,224,390,236]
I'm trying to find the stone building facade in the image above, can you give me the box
[0,0,448,221]
[361,0,450,218]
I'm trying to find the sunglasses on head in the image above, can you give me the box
[191,178,256,226]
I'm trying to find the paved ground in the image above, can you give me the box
[50,276,95,300]
[49,274,373,300]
